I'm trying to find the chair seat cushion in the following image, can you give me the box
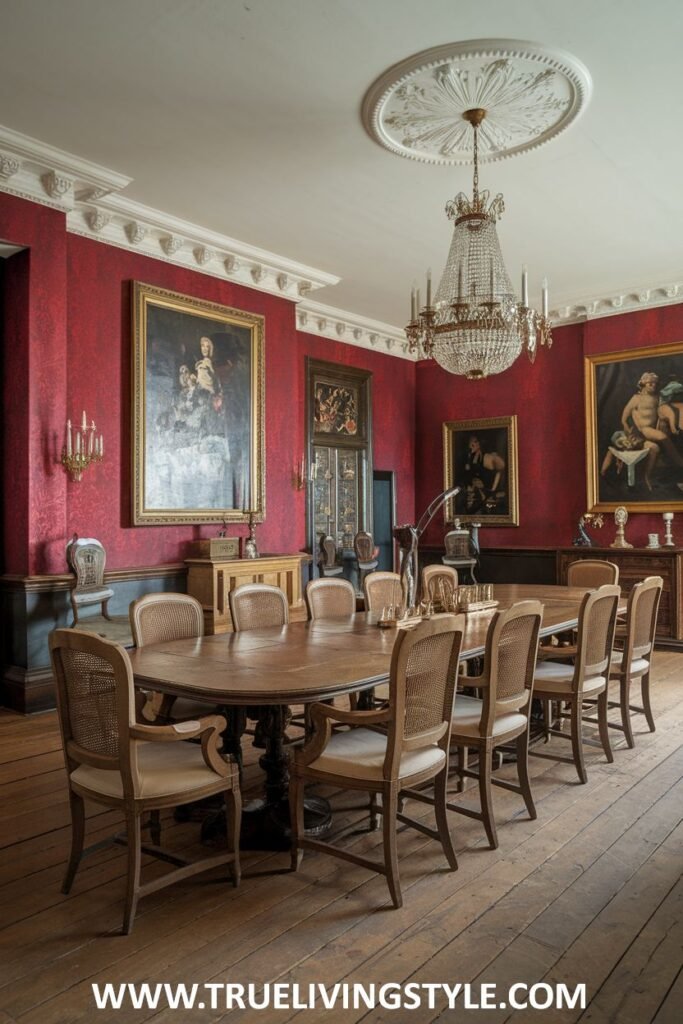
[358,560,378,571]
[71,740,225,800]
[610,650,650,676]
[72,587,115,604]
[308,727,445,782]
[450,694,527,740]
[534,660,606,695]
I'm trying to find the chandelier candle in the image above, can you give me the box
[405,107,552,379]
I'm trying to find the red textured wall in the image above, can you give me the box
[416,322,585,549]
[65,233,302,569]
[416,303,683,550]
[1,193,68,576]
[296,333,416,528]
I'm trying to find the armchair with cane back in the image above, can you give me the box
[49,628,241,934]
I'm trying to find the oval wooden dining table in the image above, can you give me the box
[128,584,618,848]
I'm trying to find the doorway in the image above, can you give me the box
[372,470,395,571]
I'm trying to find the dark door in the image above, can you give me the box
[372,470,395,571]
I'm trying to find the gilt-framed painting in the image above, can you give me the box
[585,342,683,512]
[443,415,519,526]
[132,282,265,524]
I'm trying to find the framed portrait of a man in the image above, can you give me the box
[132,282,265,524]
[443,416,519,526]
[585,342,683,512]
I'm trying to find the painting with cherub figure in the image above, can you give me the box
[586,342,683,512]
[132,282,264,524]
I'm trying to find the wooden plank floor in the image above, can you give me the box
[0,654,681,1024]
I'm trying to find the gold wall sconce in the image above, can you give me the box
[61,410,104,482]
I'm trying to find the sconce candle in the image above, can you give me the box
[61,409,104,482]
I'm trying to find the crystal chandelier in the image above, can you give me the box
[405,108,552,379]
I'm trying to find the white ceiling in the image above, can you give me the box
[1,0,682,327]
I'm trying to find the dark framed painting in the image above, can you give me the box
[586,342,683,512]
[443,415,519,526]
[132,282,265,524]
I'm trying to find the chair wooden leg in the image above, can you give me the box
[122,810,142,935]
[369,792,380,831]
[570,700,587,784]
[289,774,304,871]
[478,744,498,849]
[542,699,552,742]
[382,786,402,908]
[516,730,536,820]
[597,690,614,763]
[62,791,85,894]
[149,810,161,846]
[433,769,458,871]
[226,788,241,886]
[102,598,112,621]
[456,745,468,793]
[619,673,635,749]
[641,671,656,732]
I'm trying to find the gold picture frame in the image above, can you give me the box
[132,282,265,524]
[585,341,683,512]
[443,415,519,526]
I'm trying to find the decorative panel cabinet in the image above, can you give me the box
[185,553,311,634]
[556,547,683,641]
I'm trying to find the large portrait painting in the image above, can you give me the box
[586,342,683,512]
[443,416,519,526]
[132,282,264,524]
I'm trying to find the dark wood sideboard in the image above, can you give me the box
[556,546,683,642]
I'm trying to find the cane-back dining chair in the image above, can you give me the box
[306,578,356,620]
[129,593,213,722]
[289,615,465,908]
[363,571,403,614]
[49,629,241,934]
[229,582,289,631]
[66,536,115,626]
[353,530,379,589]
[443,601,542,849]
[421,565,459,607]
[532,584,620,783]
[318,535,344,578]
[605,576,662,747]
[539,558,620,659]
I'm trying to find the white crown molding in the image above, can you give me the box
[0,122,339,301]
[0,123,131,210]
[297,299,415,361]
[68,193,339,301]
[550,281,683,326]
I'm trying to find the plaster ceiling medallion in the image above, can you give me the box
[362,39,592,165]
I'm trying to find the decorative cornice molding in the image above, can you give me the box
[550,281,683,326]
[68,193,339,301]
[0,123,131,211]
[296,299,415,360]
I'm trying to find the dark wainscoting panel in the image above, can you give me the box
[0,564,187,713]
[420,546,556,586]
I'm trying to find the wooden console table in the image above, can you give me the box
[185,553,311,634]
[556,546,683,641]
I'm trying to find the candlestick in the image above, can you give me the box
[416,288,421,313]
[81,410,87,433]
[88,430,94,456]
[410,287,416,320]
[521,265,529,307]
[66,419,72,457]
[426,269,432,308]
[99,433,103,457]
[75,430,81,455]
[541,277,549,317]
